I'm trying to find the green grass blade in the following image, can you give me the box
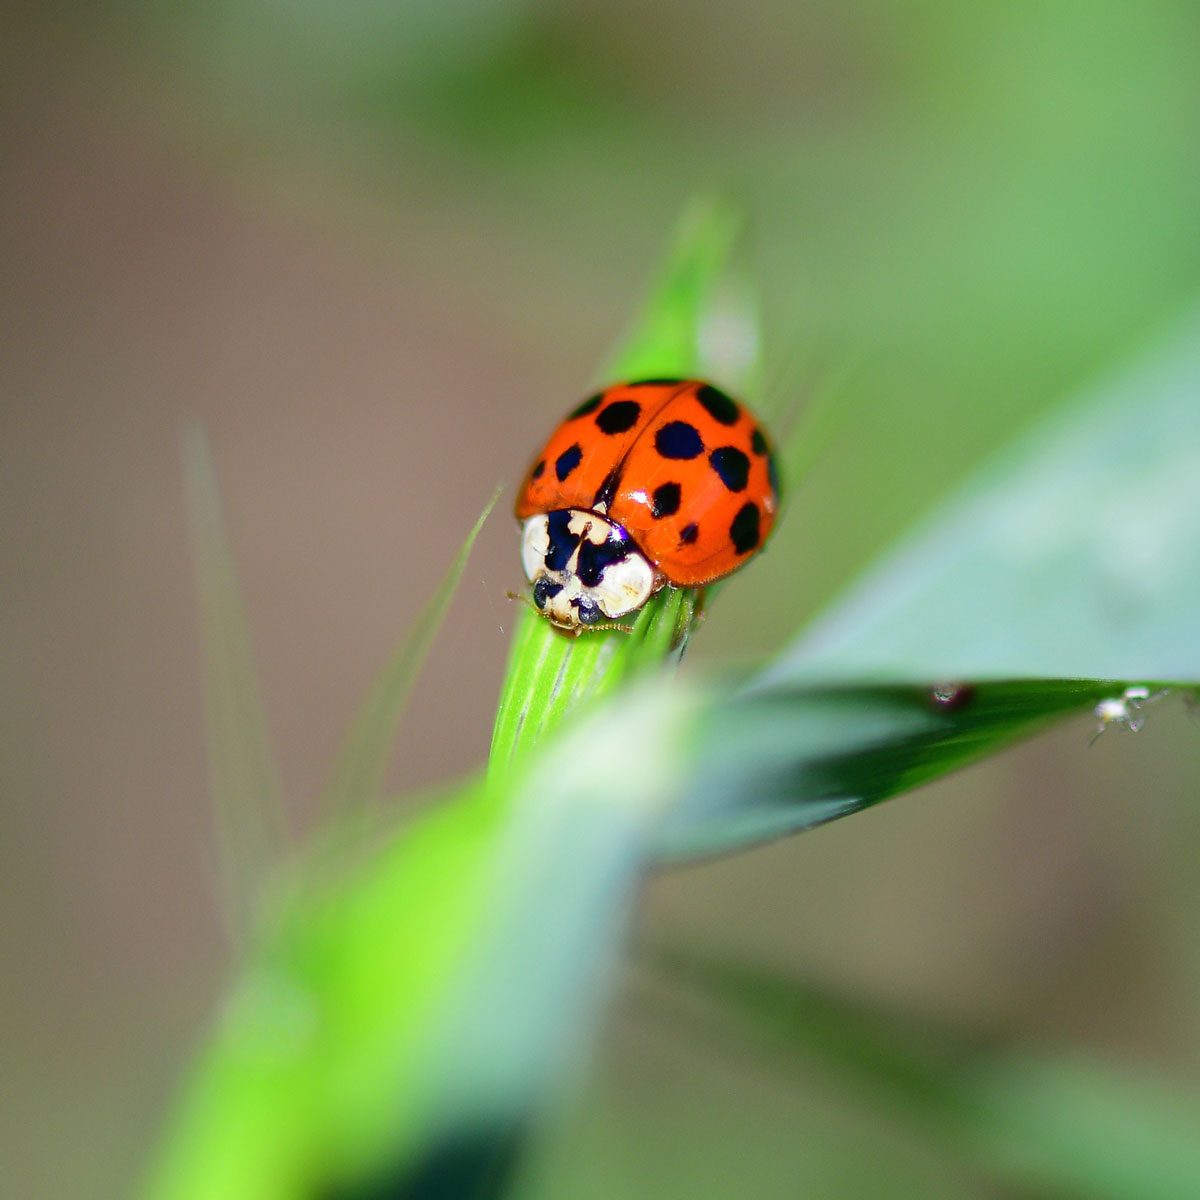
[967,1056,1200,1200]
[775,353,874,497]
[601,196,750,386]
[489,198,753,773]
[143,778,504,1200]
[488,587,699,780]
[652,303,1200,859]
[378,682,695,1194]
[768,303,1200,686]
[647,946,1200,1200]
[658,676,1179,859]
[182,427,286,947]
[145,682,696,1200]
[321,487,500,822]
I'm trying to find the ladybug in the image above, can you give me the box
[514,378,779,633]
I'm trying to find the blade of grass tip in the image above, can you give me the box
[182,425,286,950]
[696,239,764,399]
[321,486,502,826]
[601,196,743,384]
[777,351,877,498]
[702,352,868,611]
[659,678,1145,861]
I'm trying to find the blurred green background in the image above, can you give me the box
[3,3,1199,1196]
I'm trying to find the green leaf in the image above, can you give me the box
[488,586,700,780]
[770,305,1200,685]
[646,946,1200,1200]
[388,683,696,1182]
[971,1055,1200,1200]
[658,677,1156,859]
[489,198,757,774]
[652,303,1200,859]
[144,779,505,1200]
[182,427,286,947]
[146,684,697,1200]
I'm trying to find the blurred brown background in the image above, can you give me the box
[3,4,1199,1196]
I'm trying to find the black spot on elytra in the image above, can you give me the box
[710,446,750,492]
[576,534,631,588]
[751,428,767,455]
[696,384,739,425]
[570,393,603,419]
[651,482,681,518]
[592,465,623,509]
[531,459,545,480]
[679,522,699,546]
[533,577,563,609]
[655,421,704,460]
[555,444,582,481]
[595,400,641,435]
[730,502,760,554]
[544,510,578,571]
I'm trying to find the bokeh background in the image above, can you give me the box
[4,3,1199,1196]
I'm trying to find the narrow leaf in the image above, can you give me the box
[658,677,1171,860]
[602,196,750,386]
[146,682,696,1200]
[182,427,286,946]
[647,946,1200,1200]
[322,487,500,821]
[769,304,1200,685]
[653,305,1200,859]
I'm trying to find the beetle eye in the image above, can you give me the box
[573,596,603,625]
[533,577,560,609]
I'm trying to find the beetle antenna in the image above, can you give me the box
[505,589,540,614]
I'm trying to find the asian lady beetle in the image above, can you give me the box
[515,379,779,633]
